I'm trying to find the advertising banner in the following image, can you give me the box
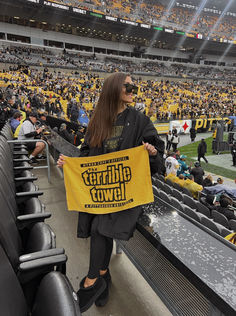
[63,146,153,214]
[169,120,192,134]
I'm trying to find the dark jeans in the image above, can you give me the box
[198,154,208,163]
[172,143,177,151]
[166,141,171,151]
[233,154,236,166]
[88,216,113,279]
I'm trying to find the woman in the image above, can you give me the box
[57,73,164,312]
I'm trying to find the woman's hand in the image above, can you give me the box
[142,141,157,156]
[57,154,66,168]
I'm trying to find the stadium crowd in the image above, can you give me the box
[50,0,236,41]
[1,46,236,82]
[0,67,235,125]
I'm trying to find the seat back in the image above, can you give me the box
[211,210,229,229]
[182,205,200,222]
[195,201,211,218]
[0,243,27,316]
[183,194,197,210]
[200,217,221,235]
[152,185,159,198]
[153,178,165,191]
[172,188,183,201]
[159,190,171,204]
[165,178,173,187]
[32,272,81,316]
[162,183,173,195]
[0,188,23,269]
[182,187,192,197]
[170,197,184,212]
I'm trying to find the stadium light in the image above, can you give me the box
[172,0,208,58]
[146,0,176,53]
[193,0,234,62]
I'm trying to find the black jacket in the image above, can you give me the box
[190,166,205,185]
[77,107,164,241]
[198,140,207,155]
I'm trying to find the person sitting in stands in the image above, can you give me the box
[165,152,179,176]
[183,174,203,199]
[58,123,74,144]
[165,173,185,187]
[10,111,23,134]
[18,112,45,164]
[214,196,236,221]
[190,161,204,185]
[177,155,190,177]
[202,174,214,187]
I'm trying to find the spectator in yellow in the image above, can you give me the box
[183,175,203,199]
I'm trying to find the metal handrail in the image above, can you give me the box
[7,139,51,183]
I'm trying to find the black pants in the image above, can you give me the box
[198,154,208,163]
[172,143,177,151]
[88,216,113,279]
[233,153,236,166]
[166,141,171,151]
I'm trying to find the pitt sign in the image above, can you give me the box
[63,146,153,214]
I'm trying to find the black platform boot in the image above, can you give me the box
[77,276,106,313]
[95,269,111,307]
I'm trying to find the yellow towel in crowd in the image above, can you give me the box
[63,145,153,214]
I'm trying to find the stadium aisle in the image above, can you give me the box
[33,162,172,316]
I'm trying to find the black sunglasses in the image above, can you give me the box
[123,83,138,94]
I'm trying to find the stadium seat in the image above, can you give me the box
[169,196,184,212]
[229,220,236,232]
[181,187,192,197]
[153,179,165,191]
[172,188,183,201]
[152,185,159,198]
[0,243,80,316]
[195,201,211,218]
[172,182,183,192]
[0,188,61,283]
[183,194,197,210]
[159,174,165,182]
[165,178,173,187]
[200,217,221,235]
[162,183,173,195]
[214,224,232,238]
[211,210,229,229]
[182,205,200,222]
[158,190,171,204]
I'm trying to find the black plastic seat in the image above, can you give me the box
[159,190,171,204]
[162,183,173,195]
[200,217,221,235]
[165,178,174,187]
[195,201,211,218]
[212,210,229,229]
[172,188,183,201]
[152,178,165,191]
[0,189,55,274]
[0,244,79,316]
[183,194,197,210]
[152,185,159,198]
[169,196,184,212]
[182,205,200,222]
[181,187,192,197]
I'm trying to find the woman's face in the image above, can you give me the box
[120,76,134,105]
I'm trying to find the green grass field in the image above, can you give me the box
[178,136,236,180]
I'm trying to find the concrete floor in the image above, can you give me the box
[33,162,172,316]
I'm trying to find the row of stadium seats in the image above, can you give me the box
[152,174,235,239]
[0,124,81,315]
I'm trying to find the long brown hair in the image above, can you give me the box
[87,72,128,147]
